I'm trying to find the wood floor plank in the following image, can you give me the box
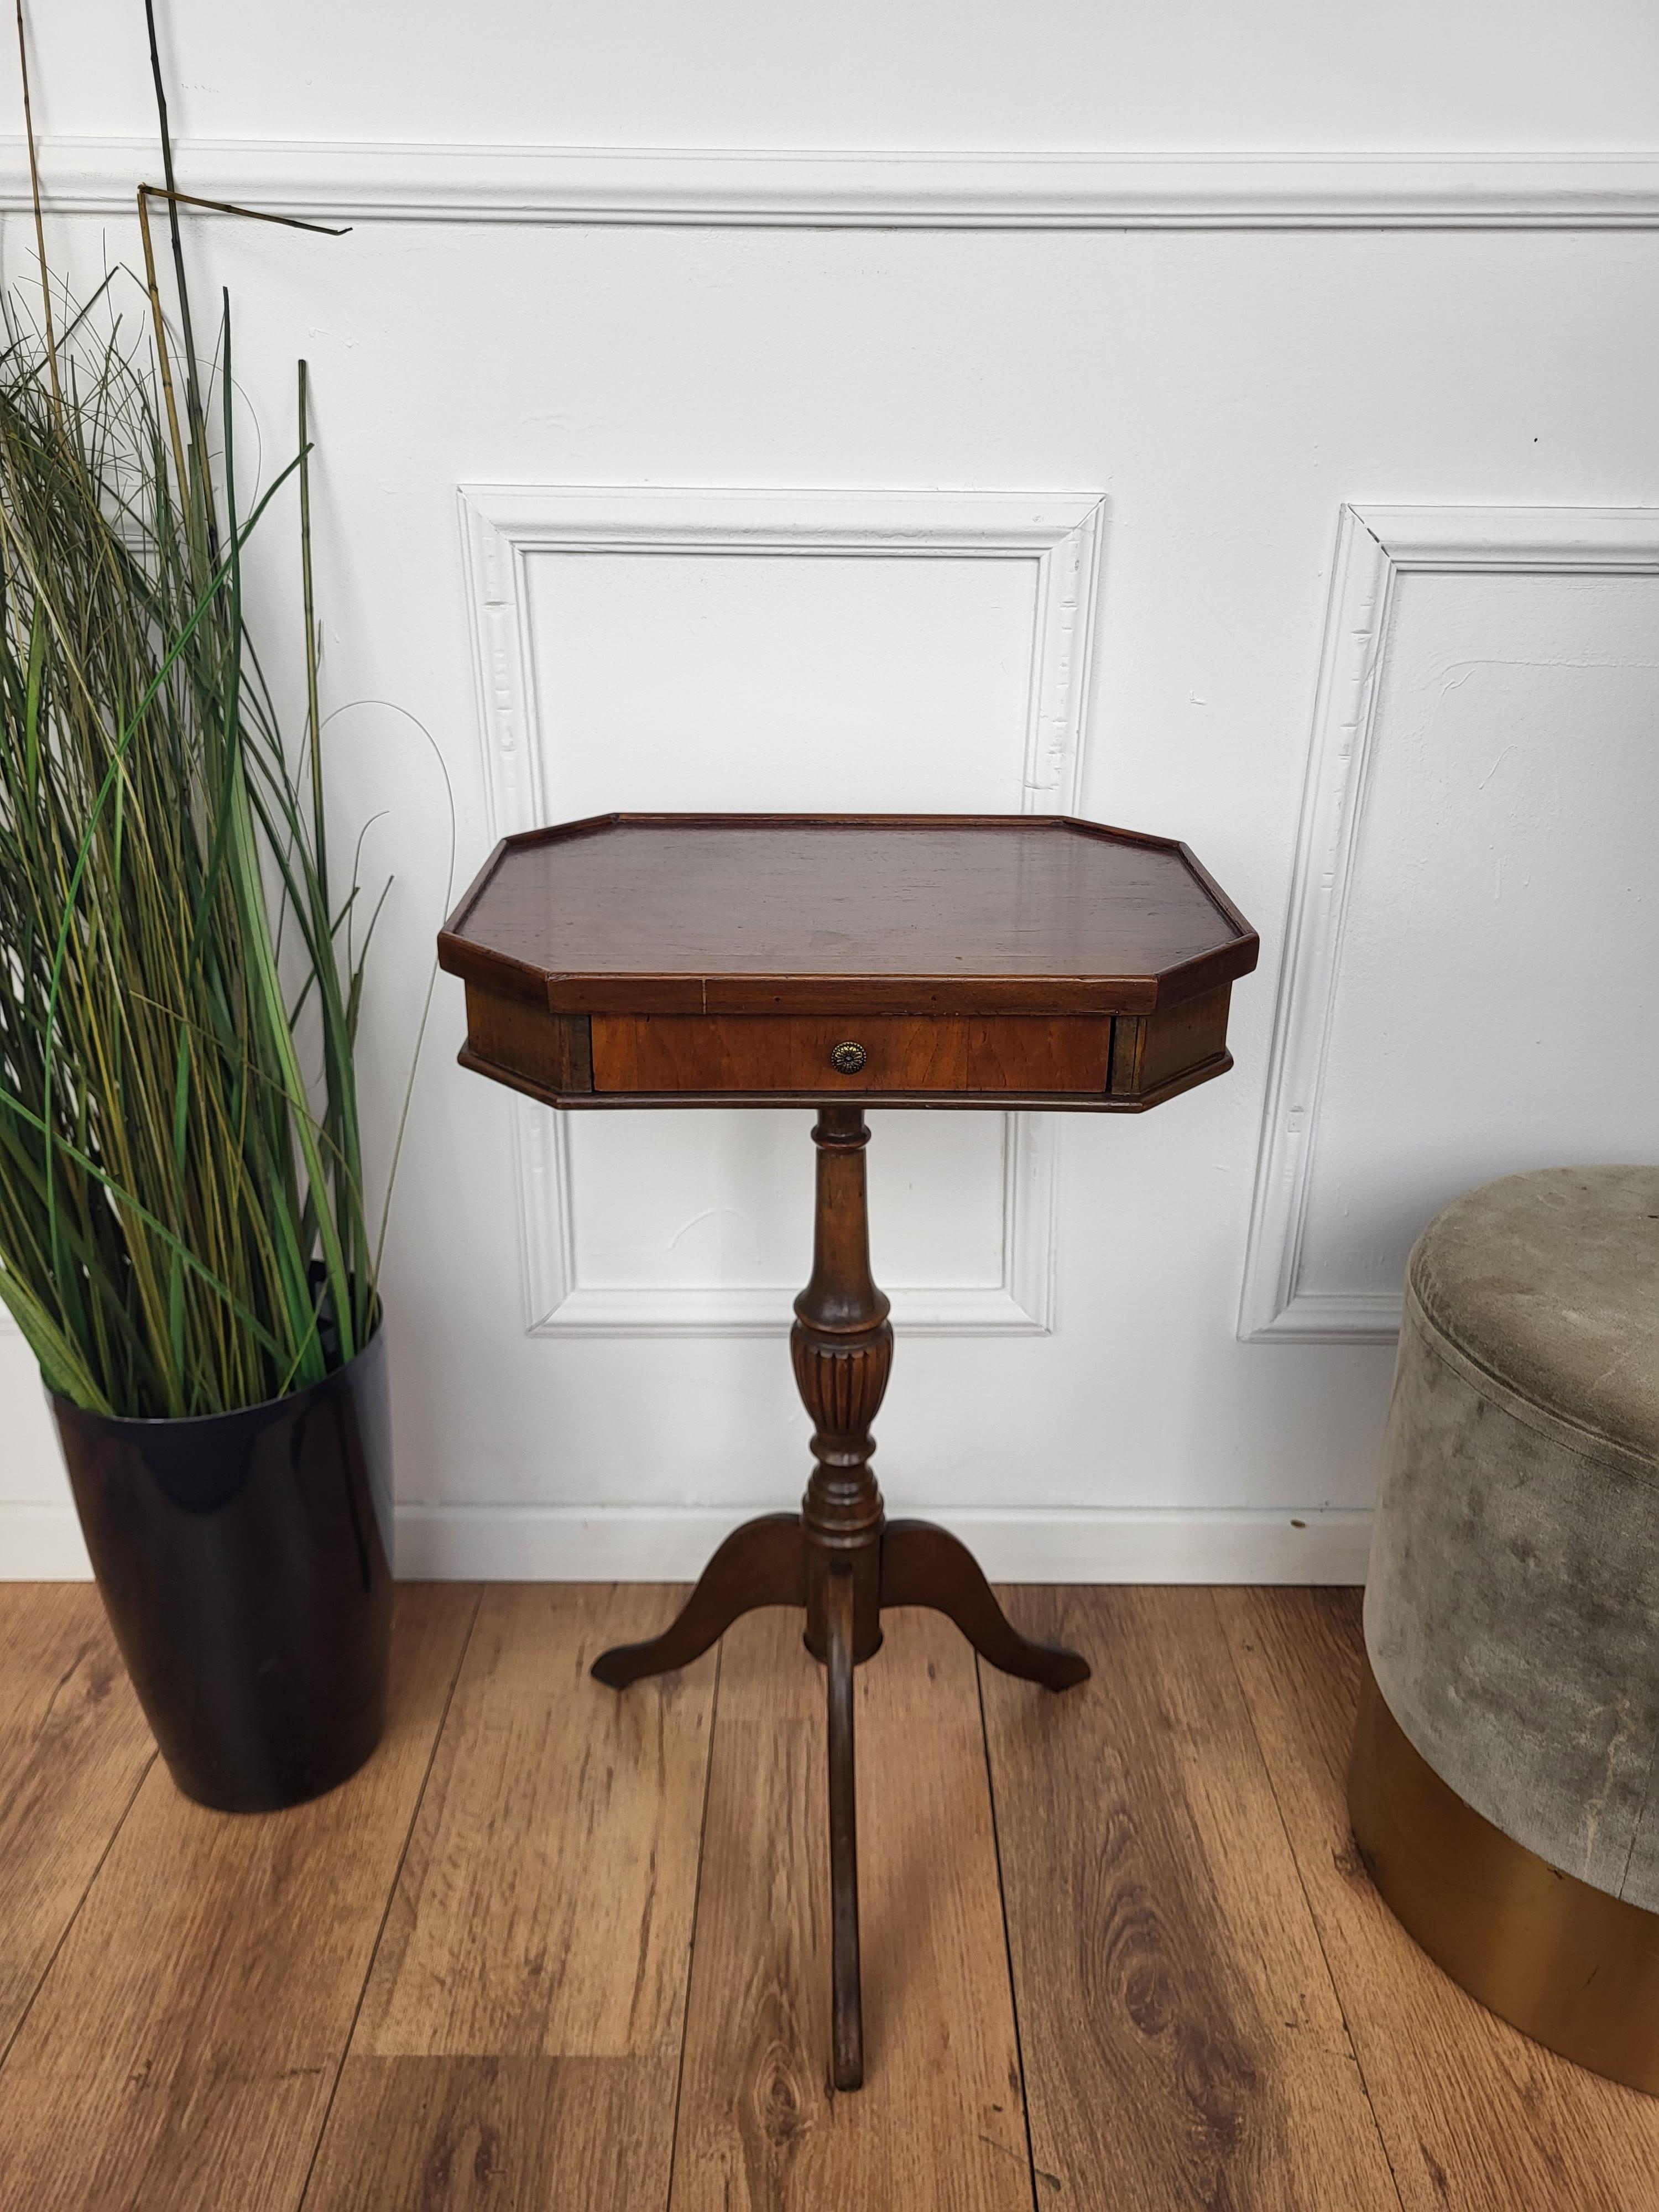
[0,1584,476,2212]
[305,1584,717,2212]
[13,1578,1659,2212]
[982,1585,1401,2212]
[1218,1585,1659,2212]
[302,2057,665,2210]
[667,1605,1031,2212]
[0,1585,155,2060]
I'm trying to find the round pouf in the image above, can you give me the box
[1350,1165,1659,2091]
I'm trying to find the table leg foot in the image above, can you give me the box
[880,1517,1091,1691]
[590,1512,806,1688]
[825,1566,863,2091]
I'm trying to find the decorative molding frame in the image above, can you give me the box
[0,1498,1375,1586]
[11,137,1659,231]
[1239,502,1659,1344]
[458,485,1103,827]
[457,482,1106,1337]
[512,1108,1060,1339]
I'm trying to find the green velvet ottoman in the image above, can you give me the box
[1349,1165,1659,2090]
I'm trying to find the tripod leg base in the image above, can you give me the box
[880,1518,1090,1690]
[590,1512,806,1688]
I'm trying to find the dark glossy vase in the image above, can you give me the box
[50,1329,394,1814]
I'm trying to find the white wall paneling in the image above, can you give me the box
[14,139,1659,231]
[457,485,1103,1337]
[8,1,1659,1579]
[1240,504,1659,1343]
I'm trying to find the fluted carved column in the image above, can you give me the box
[794,1103,889,1665]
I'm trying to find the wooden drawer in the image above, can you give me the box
[590,1014,1114,1095]
[461,983,1232,1107]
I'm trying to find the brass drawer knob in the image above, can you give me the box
[830,1040,867,1074]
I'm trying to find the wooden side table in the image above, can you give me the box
[440,813,1257,2089]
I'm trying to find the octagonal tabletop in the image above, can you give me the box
[439,813,1257,1018]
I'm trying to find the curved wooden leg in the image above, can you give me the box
[880,1518,1091,1691]
[825,1566,863,2091]
[591,1512,806,1689]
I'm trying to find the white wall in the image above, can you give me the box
[28,0,1659,149]
[3,2,1657,1578]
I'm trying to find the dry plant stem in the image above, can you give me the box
[135,192,190,507]
[12,0,60,419]
[142,0,206,491]
[300,363,327,904]
[140,186,347,237]
[135,185,342,510]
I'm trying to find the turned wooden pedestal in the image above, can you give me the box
[589,1103,1088,2089]
[439,812,1258,2091]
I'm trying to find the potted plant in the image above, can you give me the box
[0,80,395,1811]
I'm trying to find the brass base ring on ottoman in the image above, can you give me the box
[1350,1655,1659,2094]
[1353,1165,1659,2094]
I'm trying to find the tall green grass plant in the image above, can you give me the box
[0,202,383,1418]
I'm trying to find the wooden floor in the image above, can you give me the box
[2,1584,1656,2210]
